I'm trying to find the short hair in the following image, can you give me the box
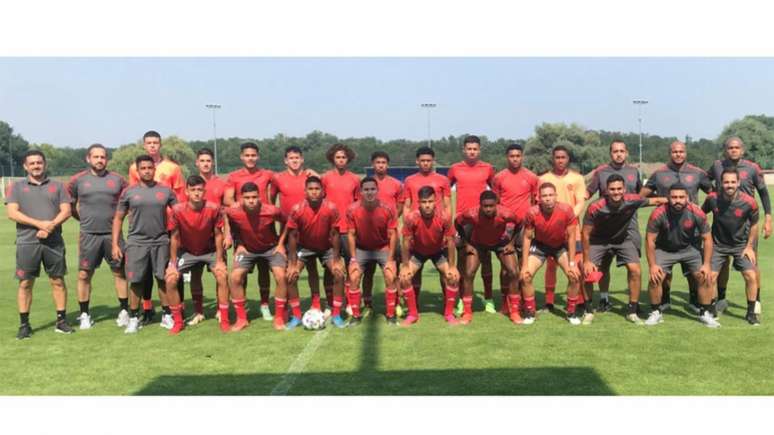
[305,175,322,187]
[539,182,556,192]
[284,145,303,157]
[326,143,355,164]
[240,181,259,194]
[552,145,571,158]
[669,182,687,192]
[196,148,214,158]
[240,142,259,153]
[463,135,481,147]
[609,139,627,151]
[360,176,378,188]
[87,143,107,157]
[721,167,740,180]
[606,173,625,187]
[418,186,435,200]
[186,175,205,187]
[724,136,744,148]
[371,151,390,162]
[143,130,161,141]
[506,143,523,154]
[135,154,154,167]
[670,140,686,150]
[480,190,498,203]
[24,149,46,163]
[416,146,435,158]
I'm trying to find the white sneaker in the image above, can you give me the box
[116,309,130,327]
[260,304,274,321]
[699,311,721,328]
[754,301,762,315]
[626,313,644,325]
[715,299,729,315]
[78,312,94,330]
[125,317,141,334]
[581,312,594,325]
[645,310,663,326]
[567,315,581,326]
[187,313,206,326]
[323,308,331,320]
[522,315,535,325]
[160,313,174,329]
[345,304,353,316]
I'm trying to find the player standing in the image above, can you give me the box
[67,144,129,329]
[7,150,72,339]
[702,168,761,325]
[112,155,178,334]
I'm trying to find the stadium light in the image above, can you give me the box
[421,103,437,148]
[205,104,221,174]
[633,99,648,177]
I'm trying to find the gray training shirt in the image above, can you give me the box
[67,170,128,234]
[117,182,177,245]
[5,177,71,244]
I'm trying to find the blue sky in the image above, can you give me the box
[1,58,773,148]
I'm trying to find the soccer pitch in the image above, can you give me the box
[0,197,772,396]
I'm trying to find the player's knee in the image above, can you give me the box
[77,270,91,280]
[627,264,641,275]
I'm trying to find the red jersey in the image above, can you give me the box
[456,205,521,247]
[168,202,223,255]
[225,204,284,253]
[402,209,454,256]
[346,201,397,251]
[524,203,577,249]
[226,167,273,204]
[448,160,495,215]
[374,174,404,213]
[493,167,539,221]
[402,172,451,211]
[270,170,308,216]
[286,199,339,252]
[321,169,360,233]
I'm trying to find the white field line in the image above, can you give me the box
[270,327,331,395]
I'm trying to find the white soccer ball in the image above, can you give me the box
[302,309,326,330]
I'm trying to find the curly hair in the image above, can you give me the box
[326,143,356,165]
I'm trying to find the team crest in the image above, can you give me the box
[106,179,116,189]
[684,175,694,183]
[48,185,57,193]
[682,219,694,229]
[16,269,25,278]
[740,170,749,179]
[132,194,141,201]
[83,181,92,189]
[734,208,743,218]
[627,174,635,182]
[23,186,30,193]
[155,191,166,201]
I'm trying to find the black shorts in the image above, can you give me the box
[79,232,123,271]
[15,240,67,280]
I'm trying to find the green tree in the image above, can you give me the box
[0,121,31,177]
[718,114,774,168]
[108,135,195,177]
[524,123,605,174]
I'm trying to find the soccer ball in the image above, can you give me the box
[302,309,326,330]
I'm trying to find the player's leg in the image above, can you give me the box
[685,266,700,313]
[42,241,72,334]
[256,259,273,320]
[211,260,231,332]
[645,263,665,326]
[163,263,185,334]
[543,256,557,311]
[271,263,290,330]
[307,261,322,310]
[435,257,461,324]
[742,268,760,325]
[186,265,205,325]
[76,269,95,329]
[555,251,581,324]
[519,254,543,324]
[123,244,152,333]
[481,250,495,313]
[229,252,254,331]
[717,259,731,307]
[362,261,376,313]
[597,255,614,311]
[692,267,720,328]
[347,249,368,324]
[75,233,99,328]
[461,248,482,324]
[455,241,467,316]
[323,266,334,312]
[16,277,35,339]
[325,256,347,327]
[497,250,522,323]
[623,262,643,323]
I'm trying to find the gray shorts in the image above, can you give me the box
[528,242,567,264]
[298,247,336,267]
[588,239,640,268]
[177,251,219,273]
[125,243,169,284]
[656,246,703,276]
[409,250,448,268]
[354,247,390,271]
[711,247,756,273]
[235,248,287,271]
[15,240,67,280]
[79,232,123,271]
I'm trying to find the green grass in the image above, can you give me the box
[0,196,772,396]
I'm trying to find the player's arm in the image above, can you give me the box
[286,228,300,281]
[565,223,580,280]
[639,186,654,198]
[646,197,667,206]
[213,226,226,265]
[111,209,126,260]
[753,169,772,238]
[221,209,233,249]
[400,231,412,268]
[51,202,72,230]
[581,223,596,275]
[269,176,279,206]
[347,228,358,270]
[521,225,534,277]
[67,178,81,221]
[387,228,397,263]
[454,215,473,247]
[223,178,236,206]
[6,203,47,230]
[699,229,713,282]
[330,227,341,263]
[168,229,180,270]
[586,170,599,200]
[571,176,586,218]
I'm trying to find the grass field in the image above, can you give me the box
[0,195,772,396]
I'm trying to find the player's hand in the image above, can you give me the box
[743,246,757,265]
[286,262,300,283]
[383,261,396,277]
[649,265,665,284]
[112,243,123,261]
[223,234,233,250]
[331,259,345,276]
[348,258,360,275]
[583,261,598,277]
[399,267,413,282]
[36,229,50,239]
[39,220,56,233]
[235,245,247,256]
[305,168,321,178]
[501,243,515,256]
[213,261,227,275]
[764,216,772,239]
[520,268,533,283]
[165,262,179,282]
[567,264,581,282]
[698,264,711,283]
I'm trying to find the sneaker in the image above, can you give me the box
[454,299,464,316]
[124,317,141,334]
[386,316,398,325]
[285,316,302,331]
[331,315,347,328]
[686,303,701,315]
[187,313,205,326]
[699,311,721,328]
[260,304,274,321]
[345,304,353,317]
[348,316,363,327]
[581,312,594,325]
[522,313,536,325]
[567,314,581,326]
[625,313,644,325]
[444,314,460,325]
[55,319,74,334]
[746,312,761,326]
[645,310,664,326]
[16,323,32,340]
[230,318,250,332]
[401,315,419,327]
[597,299,613,313]
[78,312,94,330]
[509,311,523,325]
[273,317,286,331]
[539,303,555,313]
[116,309,130,327]
[395,303,405,318]
[160,313,174,329]
[362,306,373,319]
[141,310,155,326]
[714,299,728,315]
[484,299,496,314]
[460,313,473,325]
[754,301,762,315]
[323,308,332,320]
[169,321,185,335]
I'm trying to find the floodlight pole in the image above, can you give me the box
[205,104,221,174]
[421,103,437,148]
[633,99,648,177]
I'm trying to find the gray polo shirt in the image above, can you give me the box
[67,170,128,234]
[117,182,177,245]
[5,177,71,245]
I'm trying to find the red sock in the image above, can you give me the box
[260,287,270,306]
[403,286,418,318]
[171,304,184,325]
[444,287,458,317]
[567,296,578,315]
[577,290,585,303]
[233,298,247,321]
[508,293,522,314]
[463,296,473,315]
[545,288,556,305]
[483,274,493,300]
[311,294,321,311]
[218,303,230,326]
[385,288,398,317]
[142,299,153,311]
[347,288,362,317]
[332,295,344,317]
[192,291,204,314]
[289,297,302,319]
[524,296,536,314]
[275,298,287,322]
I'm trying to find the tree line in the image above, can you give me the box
[2,115,773,178]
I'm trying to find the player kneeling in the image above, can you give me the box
[399,186,460,325]
[226,182,288,332]
[286,176,348,329]
[346,177,399,327]
[520,183,582,325]
[455,191,521,324]
[165,175,230,334]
